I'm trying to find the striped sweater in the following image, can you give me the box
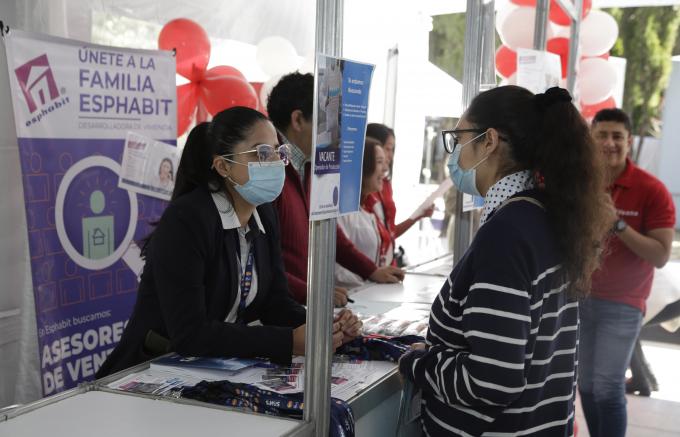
[399,189,578,436]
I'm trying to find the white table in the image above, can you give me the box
[0,389,302,437]
[0,256,452,437]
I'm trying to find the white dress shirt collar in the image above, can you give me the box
[210,191,266,233]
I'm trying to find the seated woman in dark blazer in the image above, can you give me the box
[97,106,361,377]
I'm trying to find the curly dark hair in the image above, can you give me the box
[466,86,610,297]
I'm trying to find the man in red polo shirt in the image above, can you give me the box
[578,108,675,437]
[265,73,404,306]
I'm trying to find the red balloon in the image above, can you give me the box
[196,99,210,124]
[580,96,616,119]
[177,83,198,136]
[547,37,570,78]
[549,0,592,26]
[205,65,246,81]
[199,76,259,115]
[495,45,517,78]
[159,19,211,81]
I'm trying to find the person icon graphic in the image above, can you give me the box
[82,189,115,260]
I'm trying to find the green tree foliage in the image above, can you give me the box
[608,6,680,138]
[429,14,467,81]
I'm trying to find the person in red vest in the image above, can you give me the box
[266,73,404,306]
[336,138,393,287]
[578,108,676,437]
[365,123,434,266]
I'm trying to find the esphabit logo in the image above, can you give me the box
[14,54,70,126]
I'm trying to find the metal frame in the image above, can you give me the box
[302,1,344,436]
[533,0,550,50]
[453,0,496,264]
[565,0,584,96]
[532,0,583,95]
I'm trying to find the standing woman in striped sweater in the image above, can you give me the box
[399,86,610,436]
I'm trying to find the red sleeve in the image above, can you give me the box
[644,181,676,231]
[285,271,308,305]
[336,225,377,279]
[381,179,397,230]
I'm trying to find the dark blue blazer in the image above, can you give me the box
[97,188,306,377]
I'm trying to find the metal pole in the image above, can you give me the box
[383,46,399,127]
[303,1,343,436]
[533,0,550,51]
[566,0,583,96]
[480,0,497,92]
[554,0,578,20]
[453,0,483,264]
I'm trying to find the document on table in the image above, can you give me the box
[350,274,443,305]
[107,356,397,401]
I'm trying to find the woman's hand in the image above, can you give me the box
[398,343,427,382]
[334,309,363,343]
[292,325,306,356]
[334,286,349,307]
[369,266,405,283]
[419,204,435,220]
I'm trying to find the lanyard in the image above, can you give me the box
[236,246,255,324]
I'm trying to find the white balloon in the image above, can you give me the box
[578,58,617,105]
[299,55,315,74]
[256,36,301,77]
[495,1,518,38]
[498,7,555,50]
[259,74,283,108]
[580,10,619,57]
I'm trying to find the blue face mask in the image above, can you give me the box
[229,161,285,206]
[447,131,489,197]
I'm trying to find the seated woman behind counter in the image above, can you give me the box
[97,107,361,378]
[336,138,394,288]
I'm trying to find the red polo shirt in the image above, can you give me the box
[590,158,676,313]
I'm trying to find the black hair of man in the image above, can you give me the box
[266,72,314,133]
[592,108,632,135]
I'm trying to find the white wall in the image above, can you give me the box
[658,58,680,229]
[343,0,463,225]
[0,0,56,409]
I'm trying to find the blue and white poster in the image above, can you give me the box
[4,29,176,396]
[310,54,374,220]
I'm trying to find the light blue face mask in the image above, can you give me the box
[228,161,286,206]
[447,131,489,197]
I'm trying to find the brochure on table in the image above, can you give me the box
[108,354,395,402]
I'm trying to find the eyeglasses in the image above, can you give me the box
[218,143,291,167]
[441,129,487,153]
[441,128,509,153]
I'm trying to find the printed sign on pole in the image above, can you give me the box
[309,55,374,220]
[516,48,562,95]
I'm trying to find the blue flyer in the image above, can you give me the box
[310,54,374,220]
